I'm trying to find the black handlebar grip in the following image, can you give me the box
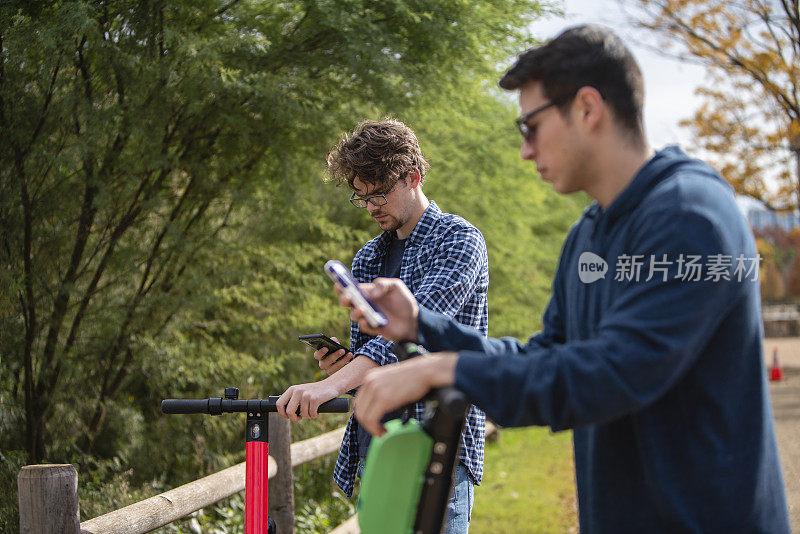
[317,397,351,413]
[162,396,350,415]
[161,399,210,414]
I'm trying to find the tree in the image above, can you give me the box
[629,0,800,211]
[0,0,540,463]
[0,0,556,527]
[407,82,587,338]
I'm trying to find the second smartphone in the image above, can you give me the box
[298,333,351,355]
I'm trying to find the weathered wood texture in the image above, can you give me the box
[291,427,345,467]
[268,414,295,534]
[80,457,276,534]
[19,464,81,534]
[78,426,346,533]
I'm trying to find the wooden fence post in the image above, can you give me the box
[269,414,295,534]
[18,464,80,534]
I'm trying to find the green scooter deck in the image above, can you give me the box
[357,418,433,534]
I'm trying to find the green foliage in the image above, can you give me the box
[407,83,585,338]
[0,450,26,529]
[0,0,583,531]
[294,489,356,534]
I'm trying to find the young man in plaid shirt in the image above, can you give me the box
[276,119,489,533]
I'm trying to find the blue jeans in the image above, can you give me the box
[444,463,474,534]
[357,459,474,533]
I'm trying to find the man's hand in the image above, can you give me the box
[335,278,419,341]
[355,352,459,437]
[314,337,353,376]
[276,381,341,422]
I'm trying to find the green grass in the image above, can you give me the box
[470,427,577,534]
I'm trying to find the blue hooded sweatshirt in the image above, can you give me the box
[416,147,790,533]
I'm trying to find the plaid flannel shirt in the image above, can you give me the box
[333,201,490,497]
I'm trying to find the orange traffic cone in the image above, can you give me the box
[770,347,783,382]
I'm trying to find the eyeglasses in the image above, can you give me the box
[349,181,399,208]
[349,175,409,208]
[350,190,390,208]
[515,92,576,140]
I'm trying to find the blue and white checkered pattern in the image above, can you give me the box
[333,201,490,497]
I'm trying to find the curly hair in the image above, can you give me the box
[326,119,430,189]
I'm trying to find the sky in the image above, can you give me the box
[527,0,709,150]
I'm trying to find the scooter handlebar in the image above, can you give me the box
[161,399,211,414]
[161,396,351,415]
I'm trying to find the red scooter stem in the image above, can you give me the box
[161,388,349,534]
[245,408,275,534]
[246,441,270,534]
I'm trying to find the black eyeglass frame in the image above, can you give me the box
[515,91,578,140]
[348,169,417,209]
[350,190,390,208]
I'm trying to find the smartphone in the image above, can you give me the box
[298,334,351,355]
[324,260,389,328]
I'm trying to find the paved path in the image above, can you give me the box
[765,337,800,368]
[765,337,800,532]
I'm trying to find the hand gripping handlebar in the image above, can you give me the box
[162,390,350,416]
[160,387,350,534]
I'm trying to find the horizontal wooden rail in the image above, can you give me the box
[291,426,345,466]
[79,457,276,534]
[77,426,345,534]
[22,419,490,534]
[330,514,360,534]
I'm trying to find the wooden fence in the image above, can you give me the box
[18,415,348,534]
[19,416,497,534]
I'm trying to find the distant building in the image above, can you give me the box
[735,194,800,233]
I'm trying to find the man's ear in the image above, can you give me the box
[574,86,605,130]
[407,167,422,188]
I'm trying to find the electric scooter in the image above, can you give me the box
[357,342,470,534]
[161,388,350,534]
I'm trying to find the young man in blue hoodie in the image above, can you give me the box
[344,25,791,533]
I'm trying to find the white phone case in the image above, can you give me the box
[324,260,388,328]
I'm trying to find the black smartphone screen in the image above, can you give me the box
[298,334,350,354]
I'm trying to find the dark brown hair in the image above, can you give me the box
[326,119,430,189]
